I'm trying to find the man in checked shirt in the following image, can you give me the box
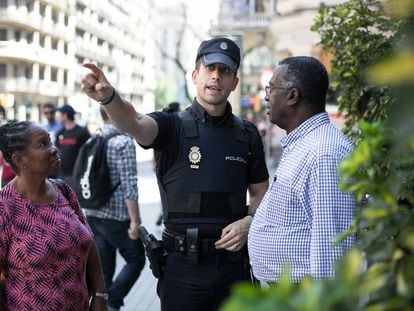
[248,56,357,282]
[84,107,145,311]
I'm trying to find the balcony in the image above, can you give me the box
[277,0,344,15]
[0,77,72,97]
[216,12,273,30]
[0,41,73,69]
[0,9,74,41]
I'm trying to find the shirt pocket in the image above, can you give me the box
[266,176,308,227]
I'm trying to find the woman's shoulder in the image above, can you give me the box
[0,184,18,214]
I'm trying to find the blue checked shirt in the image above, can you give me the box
[248,113,356,282]
[83,124,138,221]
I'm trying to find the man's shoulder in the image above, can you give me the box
[309,124,354,156]
[106,133,135,151]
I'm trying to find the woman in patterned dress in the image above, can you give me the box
[0,121,107,311]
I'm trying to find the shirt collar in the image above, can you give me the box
[190,99,232,126]
[101,123,122,136]
[280,112,330,148]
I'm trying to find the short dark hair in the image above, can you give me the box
[279,56,329,111]
[162,102,180,113]
[57,104,75,121]
[0,121,33,172]
[43,103,57,111]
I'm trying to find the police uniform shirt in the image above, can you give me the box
[144,100,269,186]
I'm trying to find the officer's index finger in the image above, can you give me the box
[83,63,100,74]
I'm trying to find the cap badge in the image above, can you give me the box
[188,146,201,169]
[220,42,228,50]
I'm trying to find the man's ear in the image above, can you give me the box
[191,69,198,84]
[286,87,300,106]
[231,76,239,91]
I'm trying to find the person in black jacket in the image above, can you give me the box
[55,104,90,186]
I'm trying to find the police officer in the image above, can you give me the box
[81,37,269,311]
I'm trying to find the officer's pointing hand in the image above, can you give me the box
[81,63,113,103]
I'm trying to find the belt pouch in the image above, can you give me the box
[186,228,199,264]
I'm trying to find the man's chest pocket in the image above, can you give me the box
[266,178,308,227]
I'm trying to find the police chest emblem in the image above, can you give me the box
[188,146,201,169]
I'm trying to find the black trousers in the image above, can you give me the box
[157,251,251,311]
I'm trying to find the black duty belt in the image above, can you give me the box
[162,229,218,256]
[162,229,248,265]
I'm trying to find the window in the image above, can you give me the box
[28,0,34,12]
[76,27,85,38]
[0,64,7,77]
[0,29,7,41]
[76,2,86,12]
[25,65,33,79]
[13,64,19,77]
[39,66,45,80]
[15,30,21,42]
[39,34,45,47]
[0,0,7,8]
[51,68,57,82]
[52,9,59,23]
[40,3,46,17]
[76,56,84,65]
[26,32,33,43]
[52,38,58,50]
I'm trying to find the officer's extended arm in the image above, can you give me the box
[81,63,158,147]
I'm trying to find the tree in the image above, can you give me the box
[149,1,205,107]
[221,0,414,310]
[312,0,400,140]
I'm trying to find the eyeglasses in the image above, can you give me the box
[265,85,289,97]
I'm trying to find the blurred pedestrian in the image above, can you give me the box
[55,104,90,186]
[81,37,269,311]
[0,105,6,126]
[248,56,356,282]
[84,108,145,311]
[0,106,15,187]
[0,121,107,310]
[42,103,63,145]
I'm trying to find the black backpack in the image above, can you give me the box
[72,132,120,209]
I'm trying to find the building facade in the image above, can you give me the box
[0,0,155,127]
[211,0,344,116]
[210,0,278,116]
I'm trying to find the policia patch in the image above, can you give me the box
[188,146,202,169]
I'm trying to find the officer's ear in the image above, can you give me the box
[231,76,239,91]
[192,69,198,84]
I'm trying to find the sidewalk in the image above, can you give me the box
[114,160,162,311]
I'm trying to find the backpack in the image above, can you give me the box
[72,132,120,209]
